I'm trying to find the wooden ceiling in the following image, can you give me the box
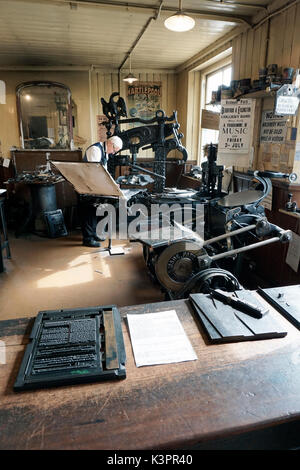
[0,0,273,70]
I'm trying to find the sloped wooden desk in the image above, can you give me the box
[1,295,300,450]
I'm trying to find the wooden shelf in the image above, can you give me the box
[207,86,281,103]
[234,86,281,100]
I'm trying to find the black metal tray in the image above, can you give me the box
[14,305,126,391]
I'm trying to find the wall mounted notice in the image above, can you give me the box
[286,232,300,272]
[260,111,288,144]
[127,82,162,120]
[218,99,255,154]
[201,109,220,130]
[275,96,299,116]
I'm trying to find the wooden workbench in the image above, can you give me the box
[1,296,300,450]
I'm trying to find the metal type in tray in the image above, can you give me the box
[14,305,126,391]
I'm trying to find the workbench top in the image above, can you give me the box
[1,296,300,450]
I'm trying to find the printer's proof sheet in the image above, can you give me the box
[127,310,197,367]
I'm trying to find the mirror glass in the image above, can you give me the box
[16,81,73,149]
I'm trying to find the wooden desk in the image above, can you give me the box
[1,297,300,450]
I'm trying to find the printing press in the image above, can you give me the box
[99,93,295,300]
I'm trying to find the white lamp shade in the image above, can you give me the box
[164,13,195,32]
[123,73,138,84]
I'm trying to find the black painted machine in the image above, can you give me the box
[132,170,294,300]
[100,92,295,300]
[101,92,187,193]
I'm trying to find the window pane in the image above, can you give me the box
[201,129,219,157]
[201,64,232,161]
[222,66,232,86]
[206,70,222,105]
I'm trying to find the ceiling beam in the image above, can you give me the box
[176,24,246,73]
[50,0,253,25]
[200,0,267,11]
[118,0,163,71]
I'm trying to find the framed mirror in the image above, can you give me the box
[16,81,73,150]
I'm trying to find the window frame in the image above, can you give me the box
[199,58,232,163]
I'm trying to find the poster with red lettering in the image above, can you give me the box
[127,82,162,120]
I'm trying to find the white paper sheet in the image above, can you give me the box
[109,246,125,255]
[127,310,197,367]
[286,232,300,272]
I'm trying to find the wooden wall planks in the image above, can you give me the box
[95,71,177,119]
[282,6,297,68]
[233,4,300,81]
[93,71,177,158]
[232,5,300,172]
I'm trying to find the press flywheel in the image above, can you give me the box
[155,241,206,292]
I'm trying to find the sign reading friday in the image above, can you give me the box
[218,99,254,153]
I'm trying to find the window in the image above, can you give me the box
[201,64,232,160]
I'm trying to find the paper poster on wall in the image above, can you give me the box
[286,232,300,272]
[218,99,255,154]
[127,82,162,120]
[201,109,220,130]
[275,96,299,116]
[260,111,288,144]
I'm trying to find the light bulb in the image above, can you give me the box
[164,13,195,32]
[123,73,138,84]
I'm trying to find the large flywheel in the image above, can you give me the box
[155,241,206,292]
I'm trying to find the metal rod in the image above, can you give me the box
[118,15,155,71]
[203,224,256,246]
[130,163,166,179]
[55,0,250,24]
[209,236,281,261]
[205,0,267,10]
[253,0,300,30]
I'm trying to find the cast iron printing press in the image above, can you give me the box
[12,92,298,392]
[100,92,295,301]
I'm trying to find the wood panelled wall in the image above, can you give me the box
[232,3,300,172]
[233,3,300,82]
[0,69,178,160]
[187,71,201,162]
[176,69,201,163]
[175,70,188,151]
[91,71,178,158]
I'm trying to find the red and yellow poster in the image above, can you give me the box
[127,82,162,120]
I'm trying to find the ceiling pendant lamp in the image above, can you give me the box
[123,54,138,84]
[164,0,195,32]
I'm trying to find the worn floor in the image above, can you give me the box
[0,231,164,320]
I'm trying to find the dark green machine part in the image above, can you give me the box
[14,305,126,391]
